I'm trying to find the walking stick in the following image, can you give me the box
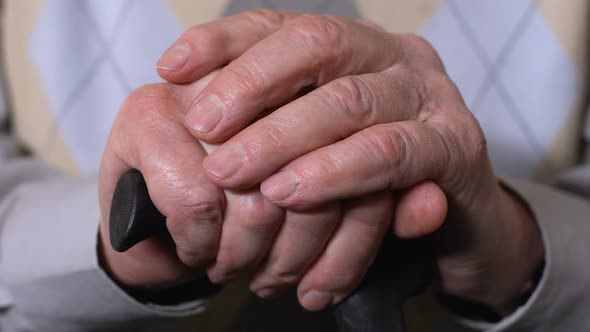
[110,169,433,332]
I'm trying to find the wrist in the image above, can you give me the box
[438,182,545,316]
[481,184,544,313]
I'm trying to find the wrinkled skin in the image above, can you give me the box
[100,10,544,313]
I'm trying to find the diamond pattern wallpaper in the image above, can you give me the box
[2,0,584,179]
[29,0,183,171]
[422,0,578,177]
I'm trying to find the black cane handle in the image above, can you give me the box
[109,169,433,332]
[109,169,167,252]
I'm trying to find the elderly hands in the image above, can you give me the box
[100,10,544,314]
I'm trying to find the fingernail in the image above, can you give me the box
[157,41,191,71]
[301,290,333,311]
[261,170,299,201]
[204,143,244,180]
[256,288,278,299]
[185,95,224,133]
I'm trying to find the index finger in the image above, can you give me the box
[157,9,295,83]
[183,15,403,143]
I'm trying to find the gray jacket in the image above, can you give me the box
[1,134,590,332]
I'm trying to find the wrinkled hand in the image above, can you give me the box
[158,10,544,313]
[99,70,422,311]
[99,72,224,288]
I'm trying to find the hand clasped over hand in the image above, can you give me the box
[99,10,544,314]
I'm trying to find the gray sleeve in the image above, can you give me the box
[457,177,590,331]
[0,137,209,332]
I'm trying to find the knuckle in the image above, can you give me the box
[359,125,409,172]
[175,232,219,268]
[400,33,445,71]
[426,124,456,177]
[185,25,225,57]
[390,66,429,116]
[265,263,303,286]
[120,84,172,122]
[239,116,295,163]
[287,14,344,49]
[402,34,434,53]
[314,150,345,177]
[224,62,267,97]
[165,189,223,226]
[423,76,487,170]
[426,73,461,101]
[282,152,342,200]
[417,73,459,120]
[458,114,487,164]
[429,113,487,187]
[116,84,183,144]
[181,194,223,223]
[257,117,293,151]
[177,245,215,268]
[322,76,376,123]
[236,194,283,232]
